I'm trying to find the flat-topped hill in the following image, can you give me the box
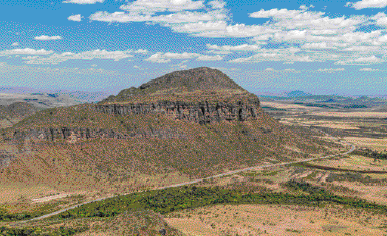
[0,68,342,206]
[102,67,253,104]
[140,67,243,90]
[104,67,244,100]
[98,67,260,124]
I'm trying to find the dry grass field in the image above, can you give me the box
[344,137,387,151]
[311,111,387,118]
[165,204,387,236]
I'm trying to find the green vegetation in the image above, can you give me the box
[326,172,387,185]
[284,179,326,195]
[0,207,43,222]
[42,185,387,221]
[354,148,387,160]
[0,225,88,236]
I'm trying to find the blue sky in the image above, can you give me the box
[1,0,387,96]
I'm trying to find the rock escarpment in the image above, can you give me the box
[12,126,186,142]
[99,67,262,124]
[95,100,262,124]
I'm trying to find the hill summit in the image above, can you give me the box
[98,67,260,124]
[102,67,249,103]
[139,67,244,92]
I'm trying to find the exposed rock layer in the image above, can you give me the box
[12,126,186,142]
[96,101,262,124]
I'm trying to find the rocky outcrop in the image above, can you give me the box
[0,151,15,169]
[12,127,186,142]
[96,101,261,124]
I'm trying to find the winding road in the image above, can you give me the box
[12,130,356,225]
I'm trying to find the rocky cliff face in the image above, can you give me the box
[12,126,186,142]
[95,100,262,124]
[0,151,15,169]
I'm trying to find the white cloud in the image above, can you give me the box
[359,67,380,71]
[145,53,172,63]
[207,44,260,51]
[145,52,223,63]
[119,0,205,13]
[301,42,333,49]
[87,3,387,65]
[90,8,227,24]
[229,47,316,63]
[196,55,223,61]
[11,42,19,46]
[207,50,233,55]
[63,0,104,4]
[317,68,345,73]
[263,68,300,73]
[372,12,387,27]
[68,14,83,22]
[208,0,226,9]
[34,35,62,41]
[21,56,40,60]
[335,55,382,65]
[22,49,134,64]
[162,52,200,59]
[347,0,387,9]
[0,48,54,56]
[134,49,149,54]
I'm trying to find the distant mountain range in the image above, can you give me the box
[0,86,110,104]
[258,90,387,109]
[284,90,313,97]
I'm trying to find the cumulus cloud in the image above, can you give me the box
[87,2,387,65]
[145,52,223,63]
[145,53,172,63]
[119,0,205,13]
[372,12,387,27]
[335,55,382,65]
[196,55,223,61]
[68,14,83,22]
[134,49,149,54]
[0,48,54,56]
[34,35,62,41]
[63,0,104,4]
[207,44,260,52]
[11,42,19,46]
[21,49,135,65]
[208,0,226,9]
[317,68,345,73]
[263,68,300,73]
[229,47,316,63]
[359,67,380,71]
[346,0,387,9]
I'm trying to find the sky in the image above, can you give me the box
[1,0,387,96]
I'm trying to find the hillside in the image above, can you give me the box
[102,67,247,103]
[0,102,39,128]
[0,67,342,208]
